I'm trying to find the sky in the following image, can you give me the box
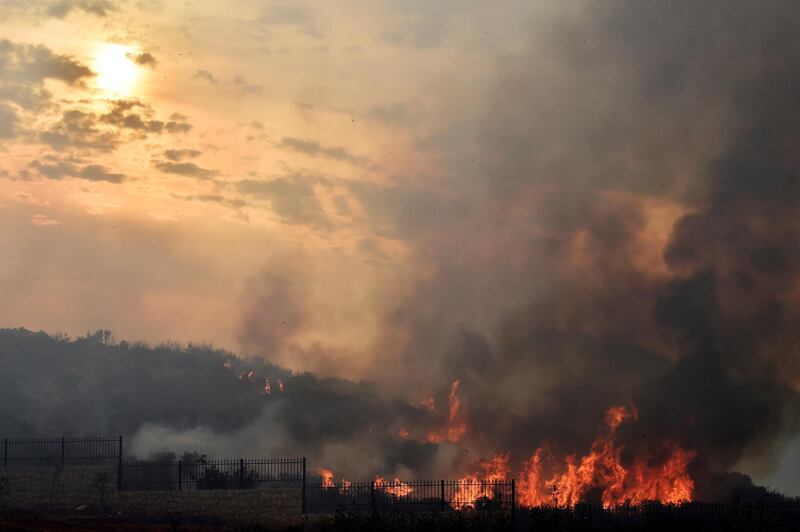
[2,0,800,496]
[0,0,533,376]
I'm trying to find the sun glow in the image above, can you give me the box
[92,44,140,96]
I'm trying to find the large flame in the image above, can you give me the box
[427,380,468,443]
[517,405,695,508]
[375,476,414,497]
[453,453,511,509]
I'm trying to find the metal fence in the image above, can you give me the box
[119,457,306,491]
[519,501,800,531]
[304,479,515,514]
[1,436,122,466]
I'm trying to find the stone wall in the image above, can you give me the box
[0,465,303,526]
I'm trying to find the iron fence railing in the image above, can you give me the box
[304,479,515,514]
[1,436,122,466]
[119,457,306,491]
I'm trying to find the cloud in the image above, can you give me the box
[30,213,62,226]
[259,4,322,38]
[278,137,367,166]
[164,121,191,134]
[30,158,126,183]
[0,103,19,138]
[365,102,421,126]
[127,51,156,68]
[179,193,247,209]
[163,148,202,161]
[39,109,119,152]
[78,164,125,183]
[46,0,115,18]
[237,174,329,228]
[154,161,217,179]
[233,76,264,96]
[100,99,190,135]
[0,39,93,86]
[193,70,218,84]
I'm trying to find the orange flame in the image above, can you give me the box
[517,405,695,508]
[398,427,409,438]
[374,476,414,497]
[263,378,271,394]
[453,453,510,509]
[427,380,468,444]
[319,467,334,489]
[414,396,435,410]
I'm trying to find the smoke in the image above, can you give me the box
[3,0,800,500]
[233,1,800,495]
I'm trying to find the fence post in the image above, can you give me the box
[511,479,516,530]
[240,458,245,489]
[117,436,123,491]
[440,480,445,511]
[370,481,375,515]
[3,438,6,467]
[178,460,182,491]
[60,436,65,465]
[301,457,307,514]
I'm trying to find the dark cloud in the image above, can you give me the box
[0,102,19,138]
[46,0,115,18]
[193,70,218,84]
[233,76,264,96]
[0,39,93,86]
[278,137,367,166]
[99,100,192,136]
[40,109,119,152]
[237,174,329,228]
[154,161,217,179]
[365,102,421,126]
[127,51,156,68]
[164,148,202,161]
[259,4,322,38]
[164,121,192,134]
[185,194,247,209]
[30,158,125,183]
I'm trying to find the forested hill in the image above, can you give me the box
[0,328,289,436]
[0,328,424,449]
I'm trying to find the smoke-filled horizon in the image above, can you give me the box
[2,0,800,505]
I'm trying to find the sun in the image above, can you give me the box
[92,44,140,96]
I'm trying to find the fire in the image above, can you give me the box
[517,405,695,508]
[414,396,435,410]
[453,453,510,509]
[319,467,334,488]
[263,378,271,394]
[247,370,255,381]
[223,361,231,369]
[278,379,285,392]
[427,380,468,443]
[374,476,414,497]
[398,427,409,438]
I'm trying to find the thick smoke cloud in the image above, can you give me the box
[237,1,800,495]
